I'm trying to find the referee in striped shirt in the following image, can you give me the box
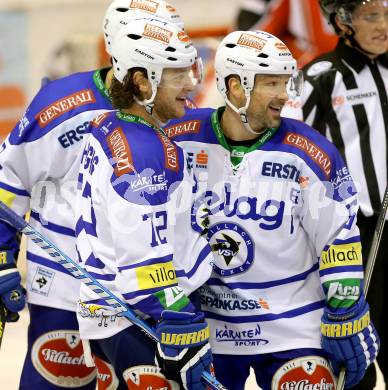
[301,1,387,389]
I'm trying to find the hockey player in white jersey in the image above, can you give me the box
[75,17,213,390]
[0,1,185,388]
[165,30,380,389]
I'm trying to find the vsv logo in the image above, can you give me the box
[211,233,240,265]
[191,182,285,232]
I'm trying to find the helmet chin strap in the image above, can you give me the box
[224,91,264,135]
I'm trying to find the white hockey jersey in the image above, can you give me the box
[76,111,213,340]
[0,69,114,311]
[165,107,364,355]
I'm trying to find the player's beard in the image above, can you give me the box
[263,100,284,129]
[153,93,185,123]
[248,103,282,132]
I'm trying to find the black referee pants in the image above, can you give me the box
[352,213,387,389]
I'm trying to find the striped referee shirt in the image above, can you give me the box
[301,39,388,217]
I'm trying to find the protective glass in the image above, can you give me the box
[287,70,304,98]
[159,58,203,89]
[340,0,388,25]
[254,71,303,98]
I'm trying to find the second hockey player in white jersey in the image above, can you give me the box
[0,1,187,388]
[76,18,214,390]
[165,30,380,390]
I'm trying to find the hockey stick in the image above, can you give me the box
[336,185,388,390]
[0,201,227,390]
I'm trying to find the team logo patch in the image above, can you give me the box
[30,266,55,297]
[123,365,177,389]
[237,33,266,50]
[93,355,119,390]
[107,127,135,176]
[78,302,124,328]
[164,120,201,138]
[208,223,254,277]
[143,23,173,44]
[36,90,96,127]
[129,0,159,13]
[31,330,96,387]
[272,356,336,390]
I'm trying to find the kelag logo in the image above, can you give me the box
[191,183,285,233]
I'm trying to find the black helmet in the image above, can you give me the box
[319,0,364,23]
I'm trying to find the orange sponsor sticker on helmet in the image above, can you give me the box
[166,4,177,12]
[275,42,289,51]
[129,0,159,13]
[143,23,173,44]
[237,33,267,50]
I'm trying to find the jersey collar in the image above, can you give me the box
[93,68,111,101]
[116,111,166,135]
[211,106,278,166]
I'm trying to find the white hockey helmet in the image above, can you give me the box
[111,17,199,113]
[103,0,184,56]
[215,30,299,97]
[215,30,302,133]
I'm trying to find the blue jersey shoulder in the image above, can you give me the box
[92,113,185,206]
[164,107,218,144]
[265,117,347,182]
[9,70,113,145]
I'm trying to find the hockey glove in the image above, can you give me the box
[0,249,25,321]
[321,296,379,388]
[155,310,212,390]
